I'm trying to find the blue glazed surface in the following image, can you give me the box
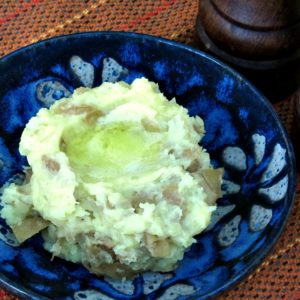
[0,32,296,300]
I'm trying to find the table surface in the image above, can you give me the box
[0,1,299,299]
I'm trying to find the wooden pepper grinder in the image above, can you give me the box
[196,0,300,101]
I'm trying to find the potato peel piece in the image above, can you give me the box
[12,216,49,243]
[85,110,104,125]
[42,155,60,173]
[198,168,224,205]
[83,261,136,279]
[162,184,182,205]
[144,233,170,258]
[55,103,95,115]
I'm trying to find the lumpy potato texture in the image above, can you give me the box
[1,78,223,278]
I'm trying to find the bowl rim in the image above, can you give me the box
[0,31,297,300]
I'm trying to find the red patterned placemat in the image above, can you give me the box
[0,1,299,299]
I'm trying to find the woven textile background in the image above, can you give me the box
[0,1,299,299]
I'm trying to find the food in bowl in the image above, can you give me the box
[1,78,223,278]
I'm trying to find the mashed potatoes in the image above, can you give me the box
[1,78,222,278]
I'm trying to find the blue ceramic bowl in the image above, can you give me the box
[0,32,296,300]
